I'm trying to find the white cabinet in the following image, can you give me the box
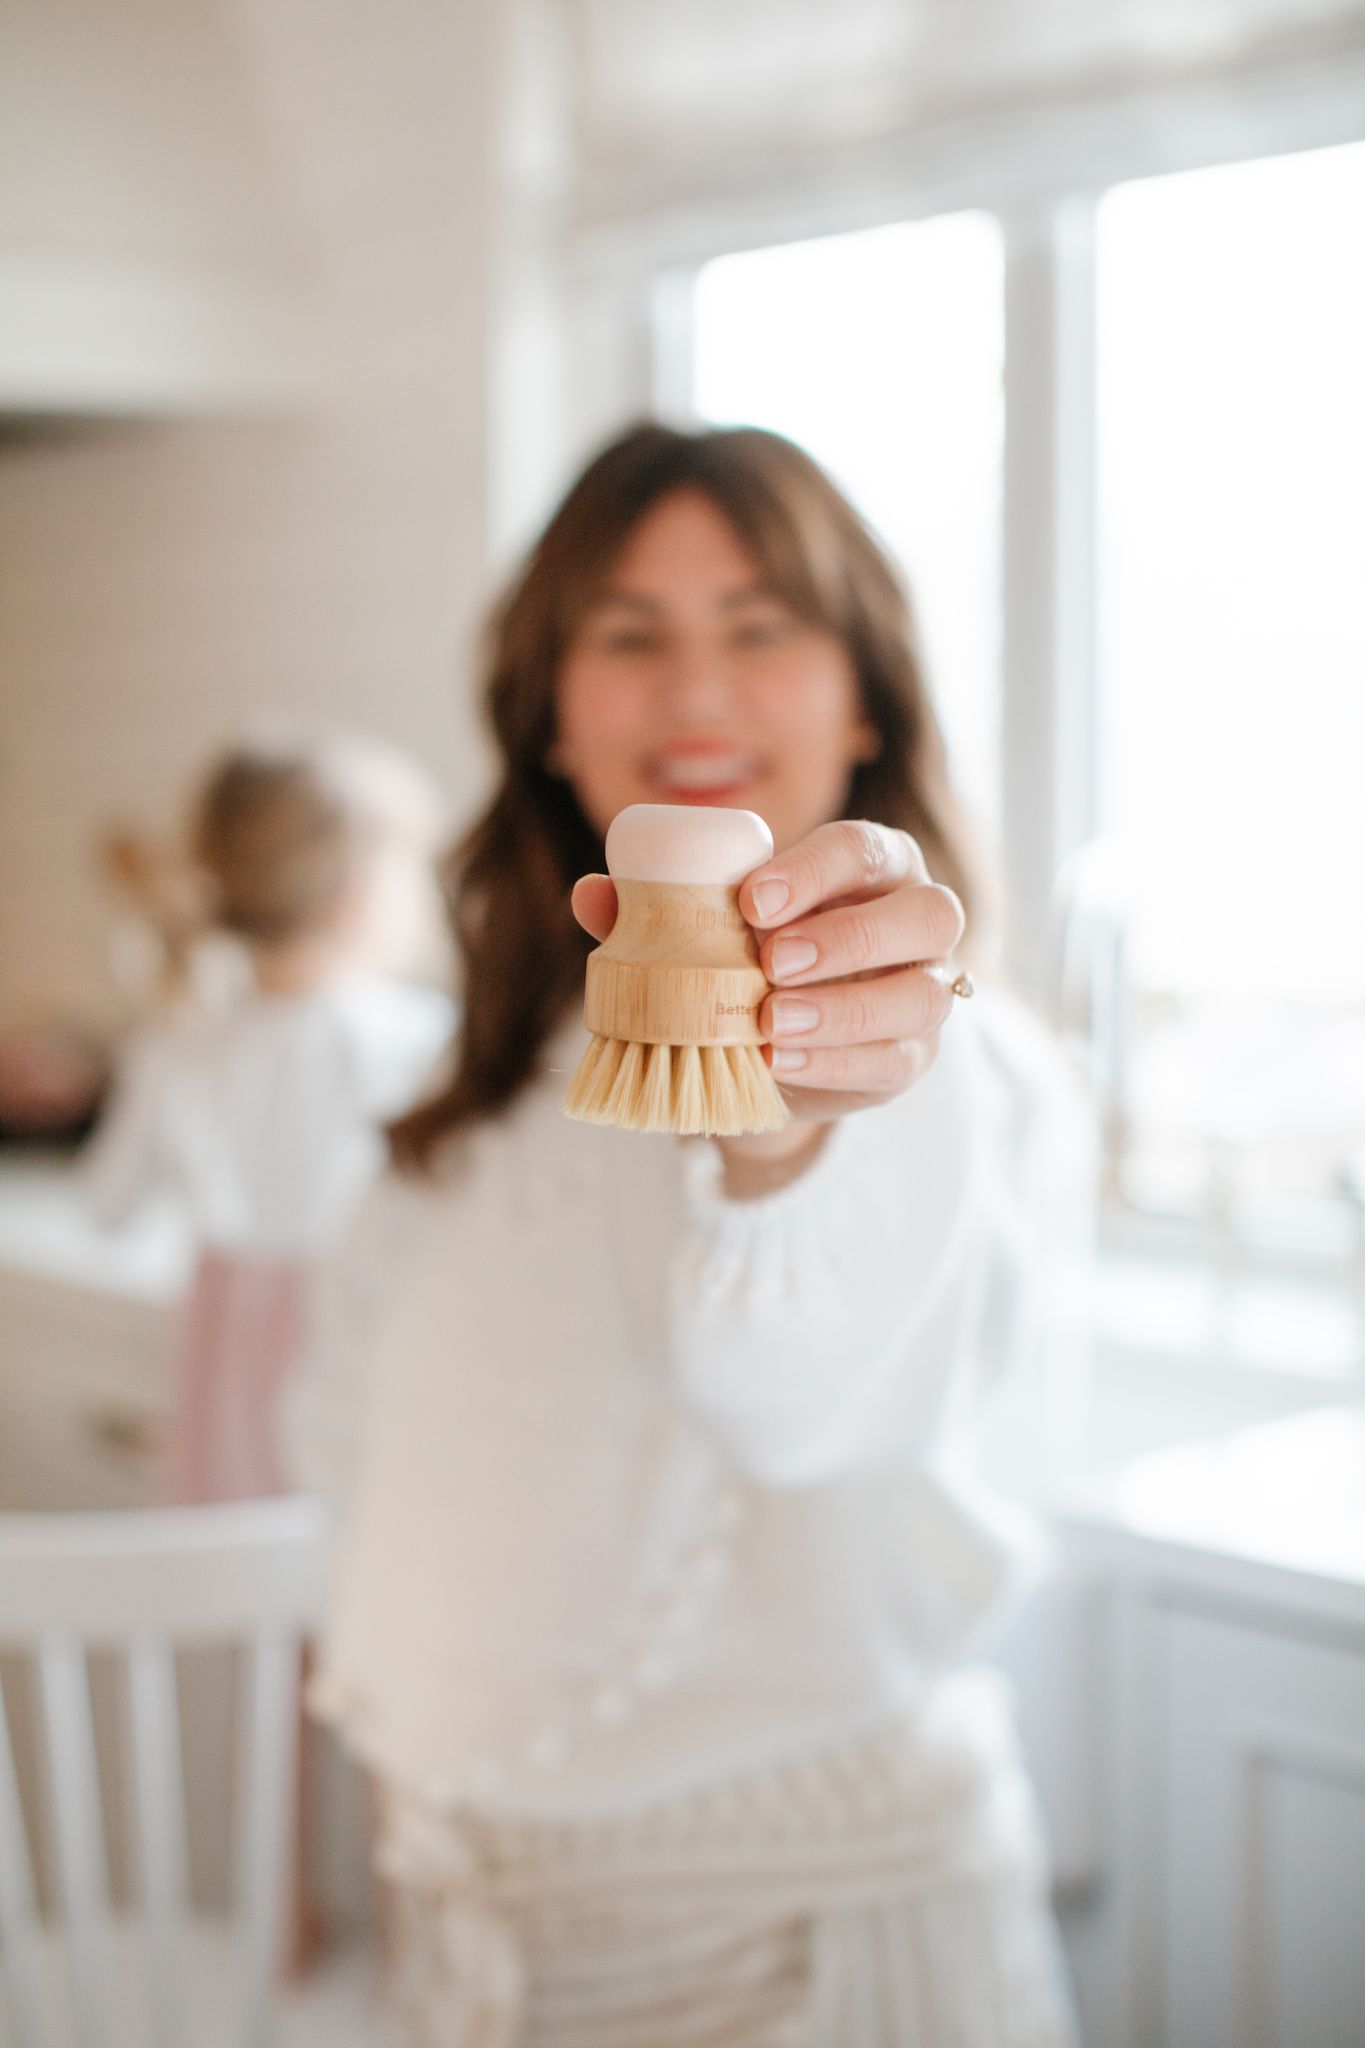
[1160,1605,1365,2048]
[1060,1406,1365,2048]
[0,1160,187,1511]
[0,1262,175,1510]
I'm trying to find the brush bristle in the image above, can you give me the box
[636,1039,674,1131]
[724,1043,789,1136]
[603,1037,647,1125]
[564,1035,787,1136]
[672,1045,706,1133]
[698,1043,741,1130]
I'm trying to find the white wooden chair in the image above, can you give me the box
[0,1499,376,2048]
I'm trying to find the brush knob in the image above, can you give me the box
[604,804,773,887]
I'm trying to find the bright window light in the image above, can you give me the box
[1097,139,1365,1220]
[692,213,1004,826]
[1098,141,1365,1009]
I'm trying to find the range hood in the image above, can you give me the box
[0,0,317,416]
[0,256,315,417]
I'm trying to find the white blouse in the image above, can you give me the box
[292,991,1090,1818]
[84,978,453,1255]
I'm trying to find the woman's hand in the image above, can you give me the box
[571,821,965,1192]
[738,819,964,1122]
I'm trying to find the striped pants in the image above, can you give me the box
[379,1674,1077,2047]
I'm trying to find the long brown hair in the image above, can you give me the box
[392,421,989,1171]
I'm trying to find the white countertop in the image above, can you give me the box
[0,1152,191,1304]
[1056,1402,1365,1631]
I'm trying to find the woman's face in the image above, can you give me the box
[553,489,878,853]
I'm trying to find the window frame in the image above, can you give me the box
[547,57,1365,1393]
[559,51,1365,1003]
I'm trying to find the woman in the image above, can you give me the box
[292,423,1080,2044]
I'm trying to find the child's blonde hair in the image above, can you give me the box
[103,732,443,1001]
[191,738,435,947]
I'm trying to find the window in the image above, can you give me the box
[692,213,1004,827]
[1096,143,1365,1204]
[683,142,1365,1380]
[1092,140,1365,1374]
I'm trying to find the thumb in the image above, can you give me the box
[571,874,617,942]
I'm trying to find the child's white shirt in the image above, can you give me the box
[292,991,1093,1819]
[84,978,453,1255]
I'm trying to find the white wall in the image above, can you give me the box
[0,0,531,1029]
[0,0,288,269]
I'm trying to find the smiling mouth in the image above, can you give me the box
[645,751,764,801]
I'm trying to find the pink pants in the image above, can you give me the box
[164,1248,311,1504]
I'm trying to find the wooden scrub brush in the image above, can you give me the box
[564,803,789,1137]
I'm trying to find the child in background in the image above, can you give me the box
[85,732,452,1505]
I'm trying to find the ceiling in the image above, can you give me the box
[560,0,1365,175]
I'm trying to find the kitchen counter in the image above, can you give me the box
[0,1152,190,1510]
[1057,1401,1365,1634]
[0,1150,191,1303]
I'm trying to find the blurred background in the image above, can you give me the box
[1,3,1363,2043]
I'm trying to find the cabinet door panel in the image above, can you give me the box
[1267,1762,1365,2047]
[0,1269,173,1509]
[1161,1606,1365,2048]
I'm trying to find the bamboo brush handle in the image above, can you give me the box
[584,880,769,1047]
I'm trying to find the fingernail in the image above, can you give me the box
[771,997,819,1036]
[770,938,818,981]
[749,877,790,922]
[770,1046,808,1072]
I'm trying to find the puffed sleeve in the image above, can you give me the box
[344,985,455,1122]
[81,1030,173,1228]
[664,994,1090,1487]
